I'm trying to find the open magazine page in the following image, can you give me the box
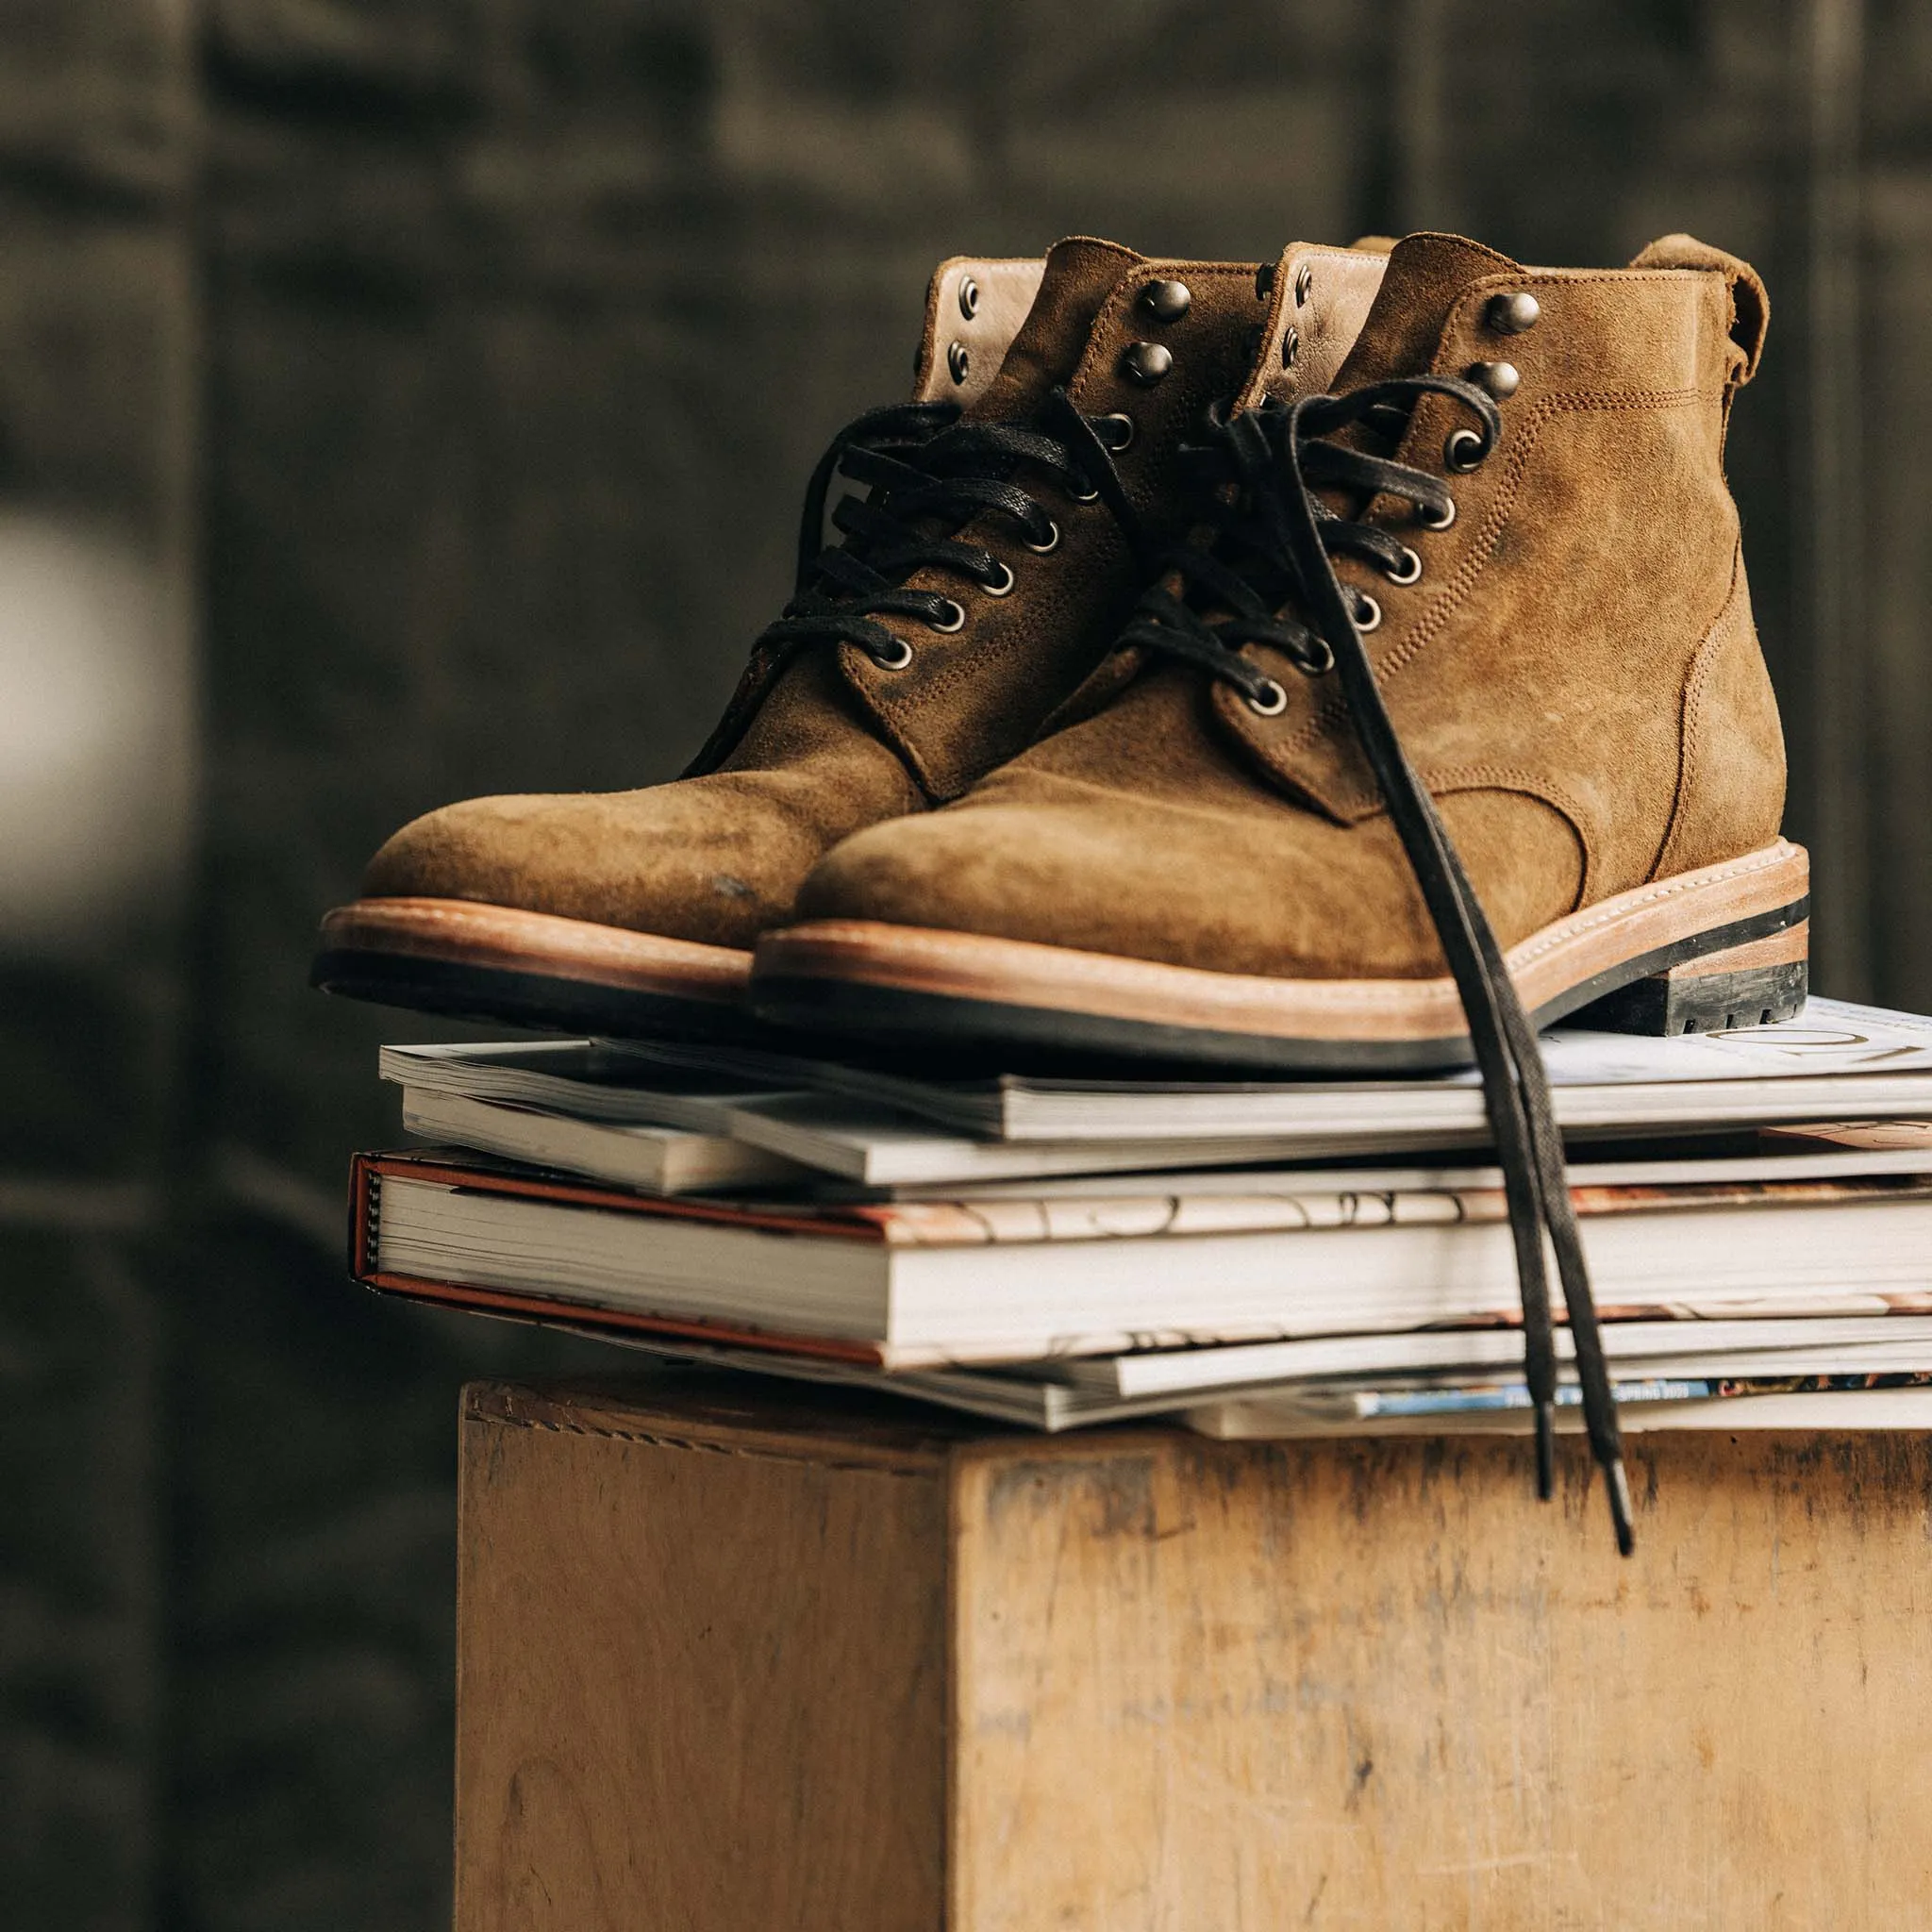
[1533,999,1932,1086]
[584,999,1932,1143]
[991,997,1932,1095]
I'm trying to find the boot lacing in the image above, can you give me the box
[758,391,1147,671]
[1123,380,1635,1557]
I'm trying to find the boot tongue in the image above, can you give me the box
[971,235,1144,419]
[1326,231,1521,391]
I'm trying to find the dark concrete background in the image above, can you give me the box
[0,2,1923,1924]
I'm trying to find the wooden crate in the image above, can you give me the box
[455,1374,1932,1930]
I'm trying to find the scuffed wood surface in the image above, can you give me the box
[455,1379,951,1932]
[458,1382,1932,1928]
[951,1428,1932,1928]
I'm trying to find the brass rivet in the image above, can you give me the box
[1467,358,1521,399]
[1122,341,1174,386]
[946,341,970,385]
[1485,291,1541,335]
[1139,278,1191,324]
[958,275,979,321]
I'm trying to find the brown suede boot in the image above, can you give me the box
[759,231,1802,1552]
[760,232,1803,1070]
[312,238,1390,1036]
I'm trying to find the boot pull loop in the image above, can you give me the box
[1628,233,1770,393]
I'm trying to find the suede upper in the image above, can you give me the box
[793,232,1787,980]
[361,240,1391,948]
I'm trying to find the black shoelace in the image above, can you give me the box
[757,391,1146,669]
[1123,380,1635,1556]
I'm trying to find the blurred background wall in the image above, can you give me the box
[1,2,1924,1925]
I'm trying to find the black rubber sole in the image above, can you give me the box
[751,897,1812,1075]
[1574,958,1808,1038]
[310,949,764,1043]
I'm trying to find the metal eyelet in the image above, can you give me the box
[1444,428,1488,473]
[1067,476,1101,504]
[1024,520,1061,555]
[946,341,970,386]
[1246,678,1289,717]
[872,637,914,670]
[1095,412,1136,452]
[981,559,1015,597]
[1294,263,1313,307]
[927,598,967,634]
[958,275,979,320]
[1417,496,1457,531]
[1384,545,1424,586]
[1301,638,1336,675]
[1354,592,1382,634]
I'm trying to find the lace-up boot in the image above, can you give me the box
[763,232,1799,1064]
[759,232,1801,1551]
[313,238,1388,1034]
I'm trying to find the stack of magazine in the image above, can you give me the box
[348,997,1932,1436]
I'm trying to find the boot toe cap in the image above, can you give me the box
[794,802,1151,948]
[360,790,791,948]
[796,800,1258,963]
[365,795,560,905]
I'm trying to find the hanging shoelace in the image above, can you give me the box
[1122,381,1635,1557]
[758,389,1147,669]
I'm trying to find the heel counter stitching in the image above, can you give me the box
[1653,542,1772,881]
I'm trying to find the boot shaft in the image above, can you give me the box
[1216,231,1782,901]
[789,228,1791,983]
[913,256,1046,408]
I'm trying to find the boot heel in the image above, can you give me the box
[1571,921,1808,1037]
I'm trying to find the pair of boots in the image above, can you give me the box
[316,229,1808,1551]
[317,228,1802,1070]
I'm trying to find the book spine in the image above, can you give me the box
[1356,1379,1715,1418]
[349,1153,381,1276]
[1356,1370,1932,1417]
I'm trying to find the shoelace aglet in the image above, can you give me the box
[1534,1401,1557,1502]
[1606,1454,1637,1557]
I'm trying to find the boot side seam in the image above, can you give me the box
[1504,270,1741,292]
[1283,384,1720,759]
[1413,764,1597,908]
[1649,541,1758,884]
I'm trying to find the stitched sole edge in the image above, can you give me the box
[751,846,1812,1074]
[310,896,754,1038]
